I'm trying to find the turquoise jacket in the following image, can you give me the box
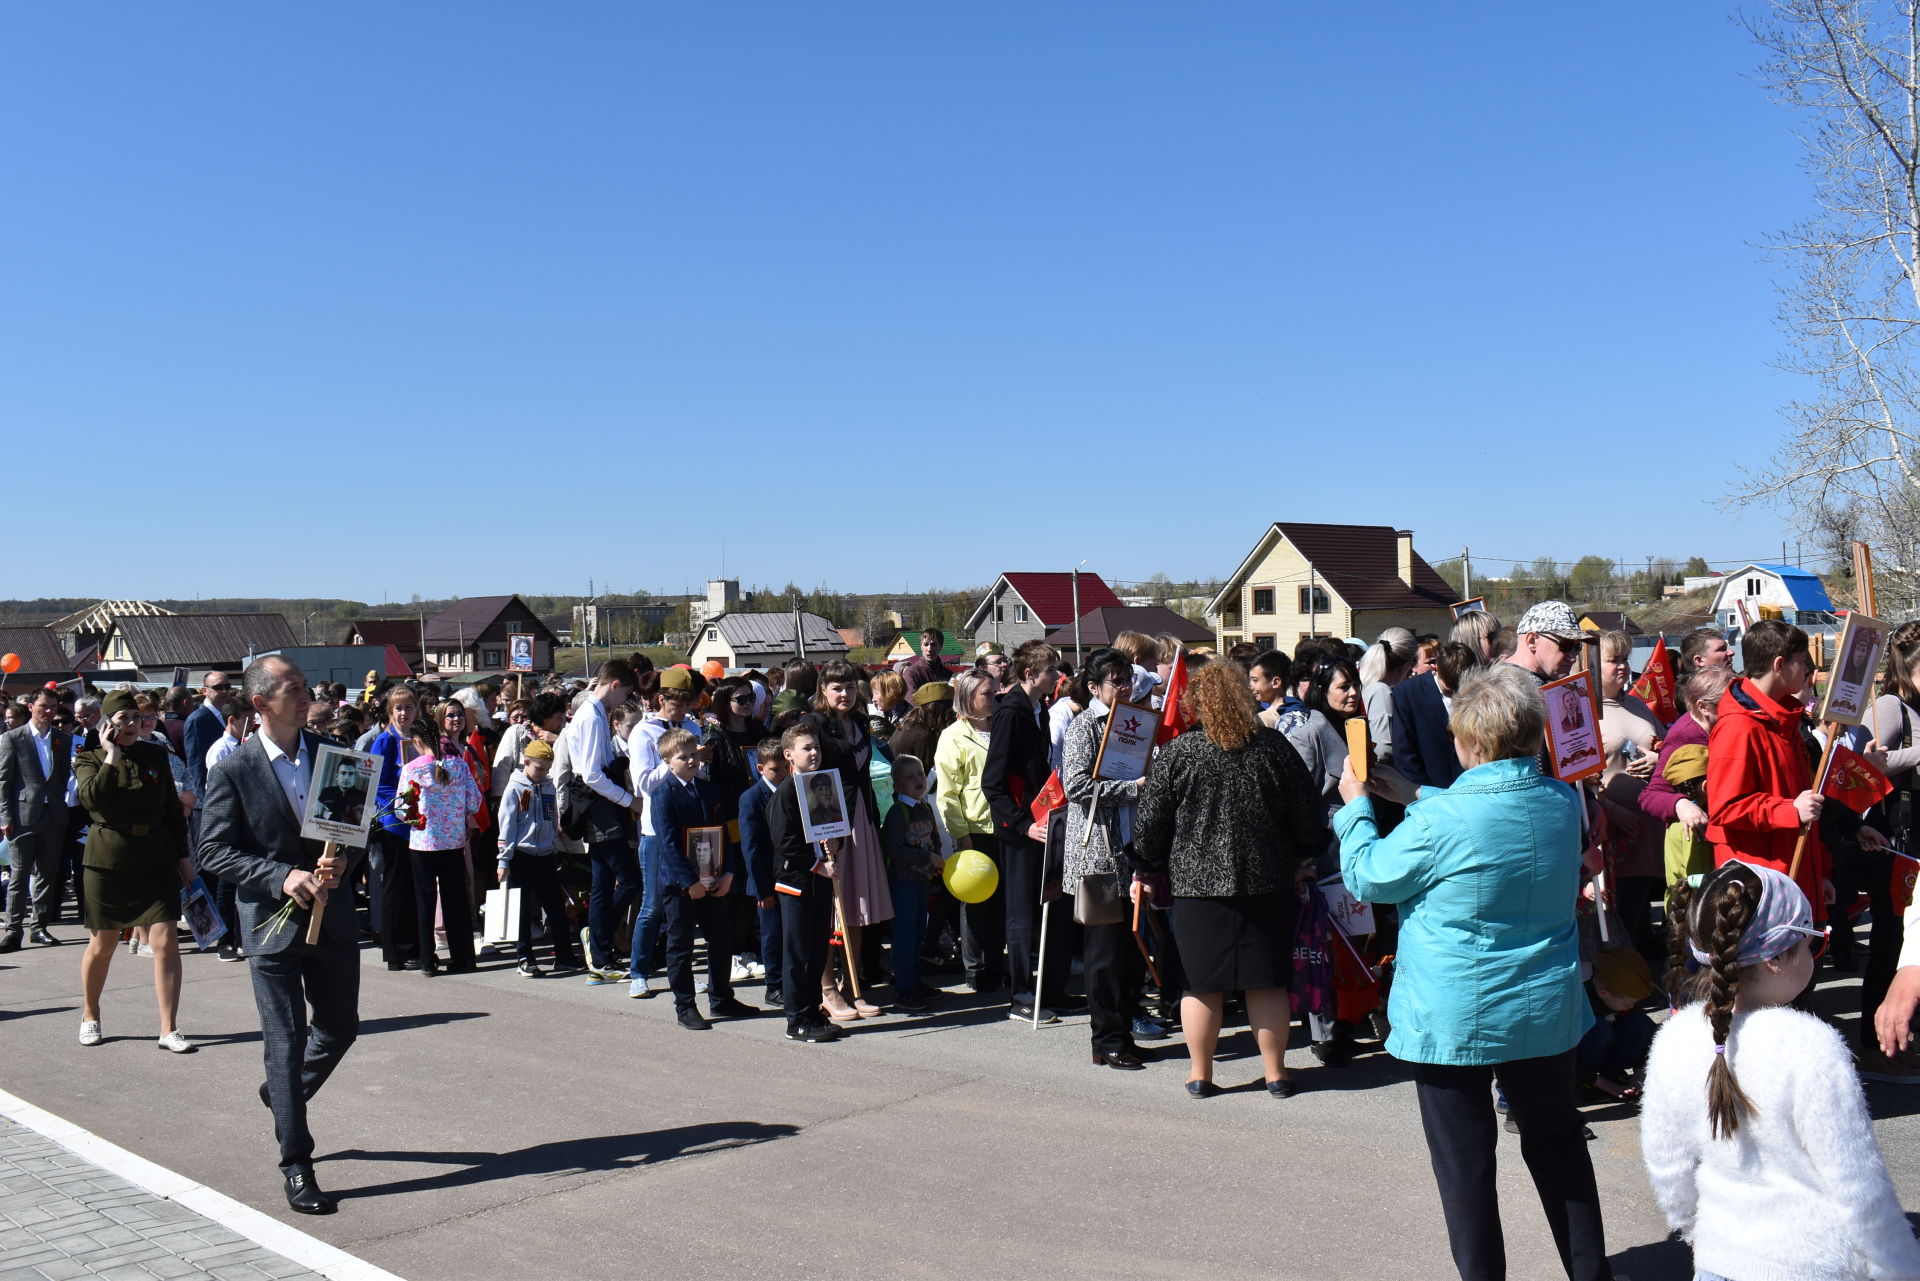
[1335,756,1591,1067]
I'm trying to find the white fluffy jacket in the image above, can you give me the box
[1641,1004,1920,1281]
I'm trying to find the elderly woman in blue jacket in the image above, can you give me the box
[1335,662,1615,1281]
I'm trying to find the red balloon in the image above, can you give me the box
[0,653,19,674]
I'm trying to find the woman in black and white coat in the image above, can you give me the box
[1132,663,1326,1098]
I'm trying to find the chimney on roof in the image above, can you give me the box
[1396,530,1414,588]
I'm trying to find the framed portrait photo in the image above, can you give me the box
[1093,702,1156,783]
[300,743,382,847]
[1451,598,1487,619]
[508,633,535,672]
[686,824,726,888]
[1541,670,1606,784]
[796,767,850,844]
[1817,611,1890,727]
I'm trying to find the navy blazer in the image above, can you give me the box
[182,701,226,797]
[738,778,776,899]
[1390,671,1463,791]
[197,731,363,956]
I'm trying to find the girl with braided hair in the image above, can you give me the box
[1642,861,1920,1280]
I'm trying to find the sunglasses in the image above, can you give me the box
[731,694,756,704]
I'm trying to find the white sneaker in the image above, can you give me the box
[749,959,767,980]
[695,978,709,995]
[78,1021,102,1046]
[156,1031,195,1054]
[730,958,755,983]
[134,942,155,957]
[629,975,655,999]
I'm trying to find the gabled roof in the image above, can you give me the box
[112,613,298,667]
[1579,611,1645,636]
[52,600,172,635]
[1733,563,1836,614]
[1207,524,1453,615]
[422,595,557,646]
[0,626,75,674]
[1043,606,1213,649]
[964,572,1122,633]
[693,611,848,657]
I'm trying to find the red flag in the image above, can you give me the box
[1630,636,1679,724]
[1822,743,1894,815]
[1156,650,1189,746]
[1895,855,1918,915]
[1029,770,1067,825]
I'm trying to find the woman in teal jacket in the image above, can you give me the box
[1335,662,1615,1281]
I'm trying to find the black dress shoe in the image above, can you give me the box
[677,1009,713,1031]
[283,1169,335,1215]
[1093,1049,1147,1071]
[420,959,440,978]
[1185,1079,1222,1099]
[30,927,58,946]
[1266,1077,1299,1099]
[709,997,758,1018]
[259,1082,271,1109]
[0,932,20,953]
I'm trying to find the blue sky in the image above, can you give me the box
[2,3,1816,602]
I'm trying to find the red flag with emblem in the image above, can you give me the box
[1028,771,1068,825]
[1630,635,1679,724]
[1822,743,1894,815]
[1156,649,1189,746]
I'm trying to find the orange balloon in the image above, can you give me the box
[0,653,19,674]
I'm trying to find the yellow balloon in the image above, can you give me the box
[943,849,999,904]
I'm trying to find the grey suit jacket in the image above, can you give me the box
[0,724,71,834]
[197,732,362,956]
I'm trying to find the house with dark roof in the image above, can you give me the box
[1709,563,1837,630]
[97,613,299,682]
[1042,606,1214,661]
[1579,611,1645,637]
[419,596,559,674]
[342,618,427,673]
[688,612,848,671]
[963,572,1124,651]
[51,600,173,658]
[0,626,79,684]
[1205,524,1454,650]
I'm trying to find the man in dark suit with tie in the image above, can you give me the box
[198,655,358,1216]
[0,688,73,950]
[982,640,1069,1021]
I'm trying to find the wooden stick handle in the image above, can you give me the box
[829,851,861,1001]
[305,840,340,945]
[1789,728,1842,885]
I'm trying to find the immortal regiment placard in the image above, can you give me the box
[300,744,382,846]
[1541,669,1605,784]
[1093,702,1156,782]
[1817,611,1890,727]
[797,768,850,843]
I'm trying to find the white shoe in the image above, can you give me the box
[695,978,709,995]
[156,1031,195,1054]
[730,958,755,983]
[749,959,767,980]
[78,1021,102,1046]
[628,975,655,998]
[134,942,155,957]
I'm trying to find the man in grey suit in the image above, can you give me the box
[198,655,357,1216]
[0,687,72,950]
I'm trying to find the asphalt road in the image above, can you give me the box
[3,935,1917,1281]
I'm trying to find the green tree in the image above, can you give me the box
[1569,555,1614,603]
[1683,556,1710,578]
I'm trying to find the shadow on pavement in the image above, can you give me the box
[185,1010,488,1048]
[0,1003,76,1021]
[1608,1232,1693,1280]
[325,1121,799,1199]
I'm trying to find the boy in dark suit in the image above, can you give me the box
[769,723,842,1043]
[982,640,1068,1020]
[737,737,788,1008]
[652,729,754,1029]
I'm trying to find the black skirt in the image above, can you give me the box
[83,863,181,932]
[1169,890,1296,994]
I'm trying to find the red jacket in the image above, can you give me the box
[1704,677,1827,909]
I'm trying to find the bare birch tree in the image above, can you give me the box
[1747,0,1920,609]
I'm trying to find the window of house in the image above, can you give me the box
[995,606,1004,623]
[482,648,503,668]
[1252,588,1274,614]
[1727,611,1740,628]
[1298,586,1330,614]
[1747,577,1762,597]
[1014,604,1028,623]
[1252,634,1276,651]
[707,628,718,641]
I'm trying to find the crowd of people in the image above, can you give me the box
[7,610,1920,1276]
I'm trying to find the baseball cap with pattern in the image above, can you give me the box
[1514,600,1587,642]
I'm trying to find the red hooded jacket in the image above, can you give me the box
[1704,676,1827,909]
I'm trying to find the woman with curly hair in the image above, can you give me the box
[1131,662,1325,1097]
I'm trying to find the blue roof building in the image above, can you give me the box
[1710,562,1836,629]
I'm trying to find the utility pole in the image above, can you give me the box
[1071,560,1085,669]
[1309,566,1319,637]
[1462,546,1472,600]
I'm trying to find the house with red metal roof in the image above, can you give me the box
[964,572,1123,650]
[1205,524,1454,650]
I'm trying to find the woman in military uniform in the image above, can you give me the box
[75,689,196,1052]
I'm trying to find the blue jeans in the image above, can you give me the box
[758,899,784,992]
[629,833,667,978]
[1577,1009,1656,1080]
[889,877,929,996]
[587,840,639,972]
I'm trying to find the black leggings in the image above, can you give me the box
[411,847,473,967]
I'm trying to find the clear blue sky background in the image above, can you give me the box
[2,3,1815,602]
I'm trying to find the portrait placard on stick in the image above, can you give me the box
[686,824,726,888]
[1817,611,1890,727]
[1093,702,1156,782]
[1541,670,1605,784]
[797,768,850,843]
[1451,598,1487,618]
[300,743,381,847]
[508,633,534,672]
